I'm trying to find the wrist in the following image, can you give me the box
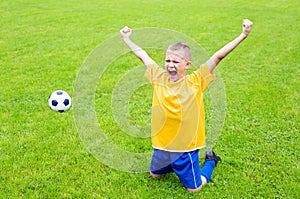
[241,32,248,39]
[122,37,132,44]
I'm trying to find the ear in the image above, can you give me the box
[185,61,192,69]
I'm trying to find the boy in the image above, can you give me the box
[120,19,253,192]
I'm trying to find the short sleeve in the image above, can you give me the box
[188,63,215,91]
[144,61,166,83]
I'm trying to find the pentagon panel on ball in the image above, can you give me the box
[48,90,72,112]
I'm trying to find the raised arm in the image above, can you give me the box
[120,26,153,67]
[207,19,253,72]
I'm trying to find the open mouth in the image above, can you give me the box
[168,70,177,77]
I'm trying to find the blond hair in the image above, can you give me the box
[167,42,191,61]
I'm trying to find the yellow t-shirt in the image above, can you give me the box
[145,62,215,152]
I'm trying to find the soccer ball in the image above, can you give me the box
[48,90,72,112]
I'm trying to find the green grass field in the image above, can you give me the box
[1,0,299,198]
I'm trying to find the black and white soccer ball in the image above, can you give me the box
[48,90,72,112]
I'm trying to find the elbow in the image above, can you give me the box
[211,55,223,66]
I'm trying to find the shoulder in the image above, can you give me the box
[145,61,166,81]
[188,64,213,80]
[147,61,159,69]
[146,61,164,72]
[185,64,215,90]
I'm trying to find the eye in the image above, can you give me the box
[165,60,180,64]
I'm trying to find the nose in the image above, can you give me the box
[167,61,175,67]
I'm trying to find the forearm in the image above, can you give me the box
[122,37,152,66]
[214,33,247,61]
[206,19,253,71]
[208,33,247,71]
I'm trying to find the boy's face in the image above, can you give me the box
[165,50,191,82]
